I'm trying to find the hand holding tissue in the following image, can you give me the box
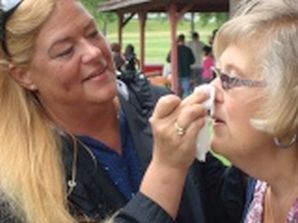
[194,84,215,161]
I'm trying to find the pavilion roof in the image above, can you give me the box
[97,0,229,13]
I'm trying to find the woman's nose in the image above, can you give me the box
[210,77,223,103]
[81,40,102,63]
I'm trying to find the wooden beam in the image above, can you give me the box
[177,3,196,20]
[97,0,150,12]
[123,12,136,27]
[117,12,136,48]
[168,1,179,95]
[190,12,195,34]
[117,13,124,47]
[138,11,147,71]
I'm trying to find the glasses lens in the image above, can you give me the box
[212,67,229,90]
[220,73,230,90]
[212,67,266,90]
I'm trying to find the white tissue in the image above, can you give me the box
[194,84,215,161]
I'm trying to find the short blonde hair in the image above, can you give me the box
[213,0,298,139]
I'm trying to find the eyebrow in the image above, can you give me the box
[84,20,96,31]
[50,37,72,48]
[222,63,246,77]
[48,19,96,53]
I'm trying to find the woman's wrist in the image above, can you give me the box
[140,159,189,219]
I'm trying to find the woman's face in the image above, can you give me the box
[210,43,273,165]
[26,0,116,112]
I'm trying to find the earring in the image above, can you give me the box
[273,134,297,149]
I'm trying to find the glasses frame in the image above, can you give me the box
[0,0,23,57]
[211,66,266,90]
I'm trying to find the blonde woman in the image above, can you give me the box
[209,0,298,222]
[0,0,245,222]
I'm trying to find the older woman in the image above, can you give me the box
[0,0,245,222]
[210,0,298,222]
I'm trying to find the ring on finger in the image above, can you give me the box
[174,122,186,136]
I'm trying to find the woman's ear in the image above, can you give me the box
[8,64,37,91]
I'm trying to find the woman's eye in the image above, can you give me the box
[56,47,73,58]
[88,30,99,39]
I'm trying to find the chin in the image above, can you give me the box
[102,84,118,100]
[210,141,220,154]
[210,137,227,157]
[91,81,117,103]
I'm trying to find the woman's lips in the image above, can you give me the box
[211,116,225,124]
[214,119,225,124]
[83,66,108,82]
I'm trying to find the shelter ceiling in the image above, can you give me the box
[98,0,229,13]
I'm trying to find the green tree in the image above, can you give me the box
[198,12,229,27]
[81,0,116,35]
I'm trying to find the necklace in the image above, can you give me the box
[67,134,97,196]
[64,101,120,195]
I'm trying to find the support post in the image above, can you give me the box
[168,2,179,94]
[117,13,123,48]
[138,11,147,72]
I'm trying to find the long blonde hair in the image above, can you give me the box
[0,0,77,222]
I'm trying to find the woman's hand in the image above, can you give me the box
[149,91,209,170]
[139,91,209,219]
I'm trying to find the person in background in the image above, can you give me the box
[167,34,195,98]
[0,0,246,222]
[210,0,298,222]
[201,45,214,83]
[187,32,205,87]
[162,61,172,78]
[110,42,125,73]
[123,43,140,73]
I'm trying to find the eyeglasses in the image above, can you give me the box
[211,67,266,90]
[0,0,23,57]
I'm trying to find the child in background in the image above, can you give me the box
[201,46,214,83]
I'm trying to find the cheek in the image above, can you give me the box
[227,105,252,133]
[220,99,262,156]
[53,60,81,87]
[226,93,261,130]
[227,99,258,146]
[102,45,114,65]
[30,52,82,94]
[102,38,114,58]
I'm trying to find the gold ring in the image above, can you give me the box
[174,122,186,136]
